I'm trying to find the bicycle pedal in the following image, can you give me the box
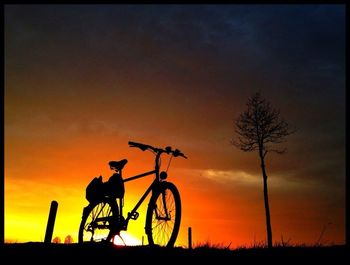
[128,212,139,220]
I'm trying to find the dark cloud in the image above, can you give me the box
[5,4,345,184]
[6,5,344,94]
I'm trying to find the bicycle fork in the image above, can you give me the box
[149,189,170,223]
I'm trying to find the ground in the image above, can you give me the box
[3,242,347,264]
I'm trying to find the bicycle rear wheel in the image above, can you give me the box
[78,198,119,243]
[145,181,181,247]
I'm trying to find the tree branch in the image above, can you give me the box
[231,91,295,157]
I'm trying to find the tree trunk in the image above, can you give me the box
[259,153,273,248]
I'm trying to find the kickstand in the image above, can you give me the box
[116,233,126,246]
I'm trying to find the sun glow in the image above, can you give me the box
[112,232,142,246]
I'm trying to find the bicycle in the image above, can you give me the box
[78,141,187,247]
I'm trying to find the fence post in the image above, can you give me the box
[44,200,58,243]
[188,227,192,249]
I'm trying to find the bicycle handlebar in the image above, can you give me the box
[128,141,187,159]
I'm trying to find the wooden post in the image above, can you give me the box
[44,200,58,243]
[188,227,192,249]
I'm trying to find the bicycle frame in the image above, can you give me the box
[118,151,162,230]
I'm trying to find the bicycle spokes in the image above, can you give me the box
[79,200,118,243]
[147,185,180,247]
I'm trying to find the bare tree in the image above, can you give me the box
[231,91,295,248]
[52,236,61,244]
[64,235,74,244]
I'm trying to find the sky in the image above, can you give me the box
[4,4,345,247]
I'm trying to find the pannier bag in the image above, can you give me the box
[85,174,125,203]
[85,176,104,203]
[105,173,125,199]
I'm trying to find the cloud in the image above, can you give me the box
[188,168,308,191]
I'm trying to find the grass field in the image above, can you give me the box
[3,242,347,264]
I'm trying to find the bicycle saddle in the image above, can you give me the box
[109,159,128,171]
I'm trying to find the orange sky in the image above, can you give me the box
[4,132,345,247]
[4,5,345,247]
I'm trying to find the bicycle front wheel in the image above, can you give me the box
[145,181,181,247]
[78,199,119,243]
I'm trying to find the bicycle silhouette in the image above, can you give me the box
[78,141,187,247]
